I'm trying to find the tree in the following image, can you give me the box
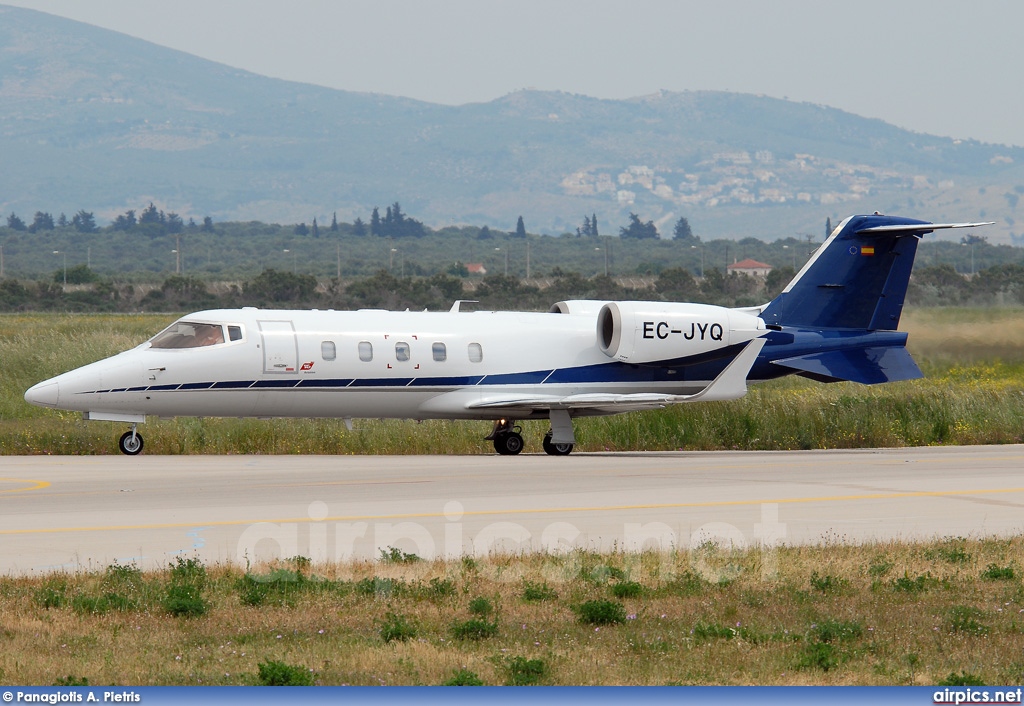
[139,202,162,225]
[352,217,367,237]
[30,211,55,233]
[311,218,320,238]
[166,212,184,234]
[6,213,26,231]
[330,212,339,232]
[619,213,658,239]
[370,207,381,236]
[71,210,96,233]
[592,213,599,237]
[113,210,137,231]
[477,225,493,240]
[294,222,309,236]
[514,215,527,239]
[825,217,833,238]
[672,216,696,241]
[201,216,215,233]
[57,213,68,228]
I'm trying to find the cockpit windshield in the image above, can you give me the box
[150,321,228,349]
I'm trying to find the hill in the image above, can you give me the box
[3,4,1024,242]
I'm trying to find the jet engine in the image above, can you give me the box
[597,301,765,364]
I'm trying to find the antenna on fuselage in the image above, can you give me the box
[449,300,479,312]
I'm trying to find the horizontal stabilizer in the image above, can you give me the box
[771,346,922,385]
[856,221,994,235]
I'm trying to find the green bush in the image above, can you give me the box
[947,606,988,635]
[163,584,208,618]
[451,618,498,641]
[797,641,838,672]
[52,676,89,687]
[380,612,417,643]
[812,619,863,643]
[355,577,404,598]
[379,546,420,564]
[937,671,987,686]
[441,669,484,686]
[505,656,547,686]
[468,596,494,617]
[692,621,736,641]
[34,579,67,609]
[522,581,558,602]
[809,572,849,593]
[256,660,314,686]
[577,599,626,625]
[611,581,644,599]
[981,563,1015,580]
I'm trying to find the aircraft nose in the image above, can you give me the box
[25,380,60,408]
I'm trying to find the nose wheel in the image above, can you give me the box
[118,426,144,455]
[542,430,574,456]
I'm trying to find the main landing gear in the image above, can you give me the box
[118,424,144,455]
[486,419,575,456]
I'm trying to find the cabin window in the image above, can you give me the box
[468,342,483,363]
[228,325,243,342]
[395,341,411,362]
[358,341,373,362]
[432,342,447,362]
[321,341,337,361]
[150,322,225,349]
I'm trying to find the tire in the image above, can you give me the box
[118,431,144,456]
[542,431,573,456]
[493,431,524,455]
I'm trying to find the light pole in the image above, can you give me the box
[494,247,508,276]
[962,241,975,275]
[783,245,795,270]
[691,245,704,278]
[283,249,296,274]
[389,248,397,272]
[1,244,4,278]
[594,246,608,276]
[53,250,66,286]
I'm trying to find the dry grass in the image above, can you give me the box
[1,538,1022,685]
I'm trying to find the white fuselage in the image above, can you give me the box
[26,304,765,423]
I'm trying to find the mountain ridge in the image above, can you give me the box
[2,4,1022,242]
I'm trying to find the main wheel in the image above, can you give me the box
[542,431,573,456]
[118,430,144,455]
[493,431,524,455]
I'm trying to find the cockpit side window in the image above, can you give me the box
[150,322,227,349]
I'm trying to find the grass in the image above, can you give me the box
[2,537,1024,685]
[2,308,1024,455]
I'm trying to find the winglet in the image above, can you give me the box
[679,338,766,402]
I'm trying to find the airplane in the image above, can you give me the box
[25,214,990,456]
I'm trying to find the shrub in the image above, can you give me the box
[442,669,484,686]
[380,612,417,643]
[425,577,456,599]
[451,618,498,641]
[809,572,849,594]
[947,606,988,635]
[380,546,420,564]
[53,676,89,687]
[577,600,626,625]
[522,581,558,602]
[981,563,1015,581]
[355,577,404,599]
[812,619,863,643]
[163,584,208,618]
[938,671,987,686]
[256,660,314,686]
[468,596,494,617]
[505,656,547,686]
[611,581,644,599]
[692,621,735,641]
[797,641,838,672]
[890,572,936,593]
[34,579,67,609]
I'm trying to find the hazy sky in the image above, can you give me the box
[7,0,1024,146]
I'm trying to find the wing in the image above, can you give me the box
[465,338,766,415]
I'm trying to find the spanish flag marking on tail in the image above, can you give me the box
[860,245,875,256]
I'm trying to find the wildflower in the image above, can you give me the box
[627,614,637,620]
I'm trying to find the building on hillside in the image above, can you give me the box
[727,258,772,277]
[466,263,487,275]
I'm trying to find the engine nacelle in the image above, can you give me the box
[597,301,765,364]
